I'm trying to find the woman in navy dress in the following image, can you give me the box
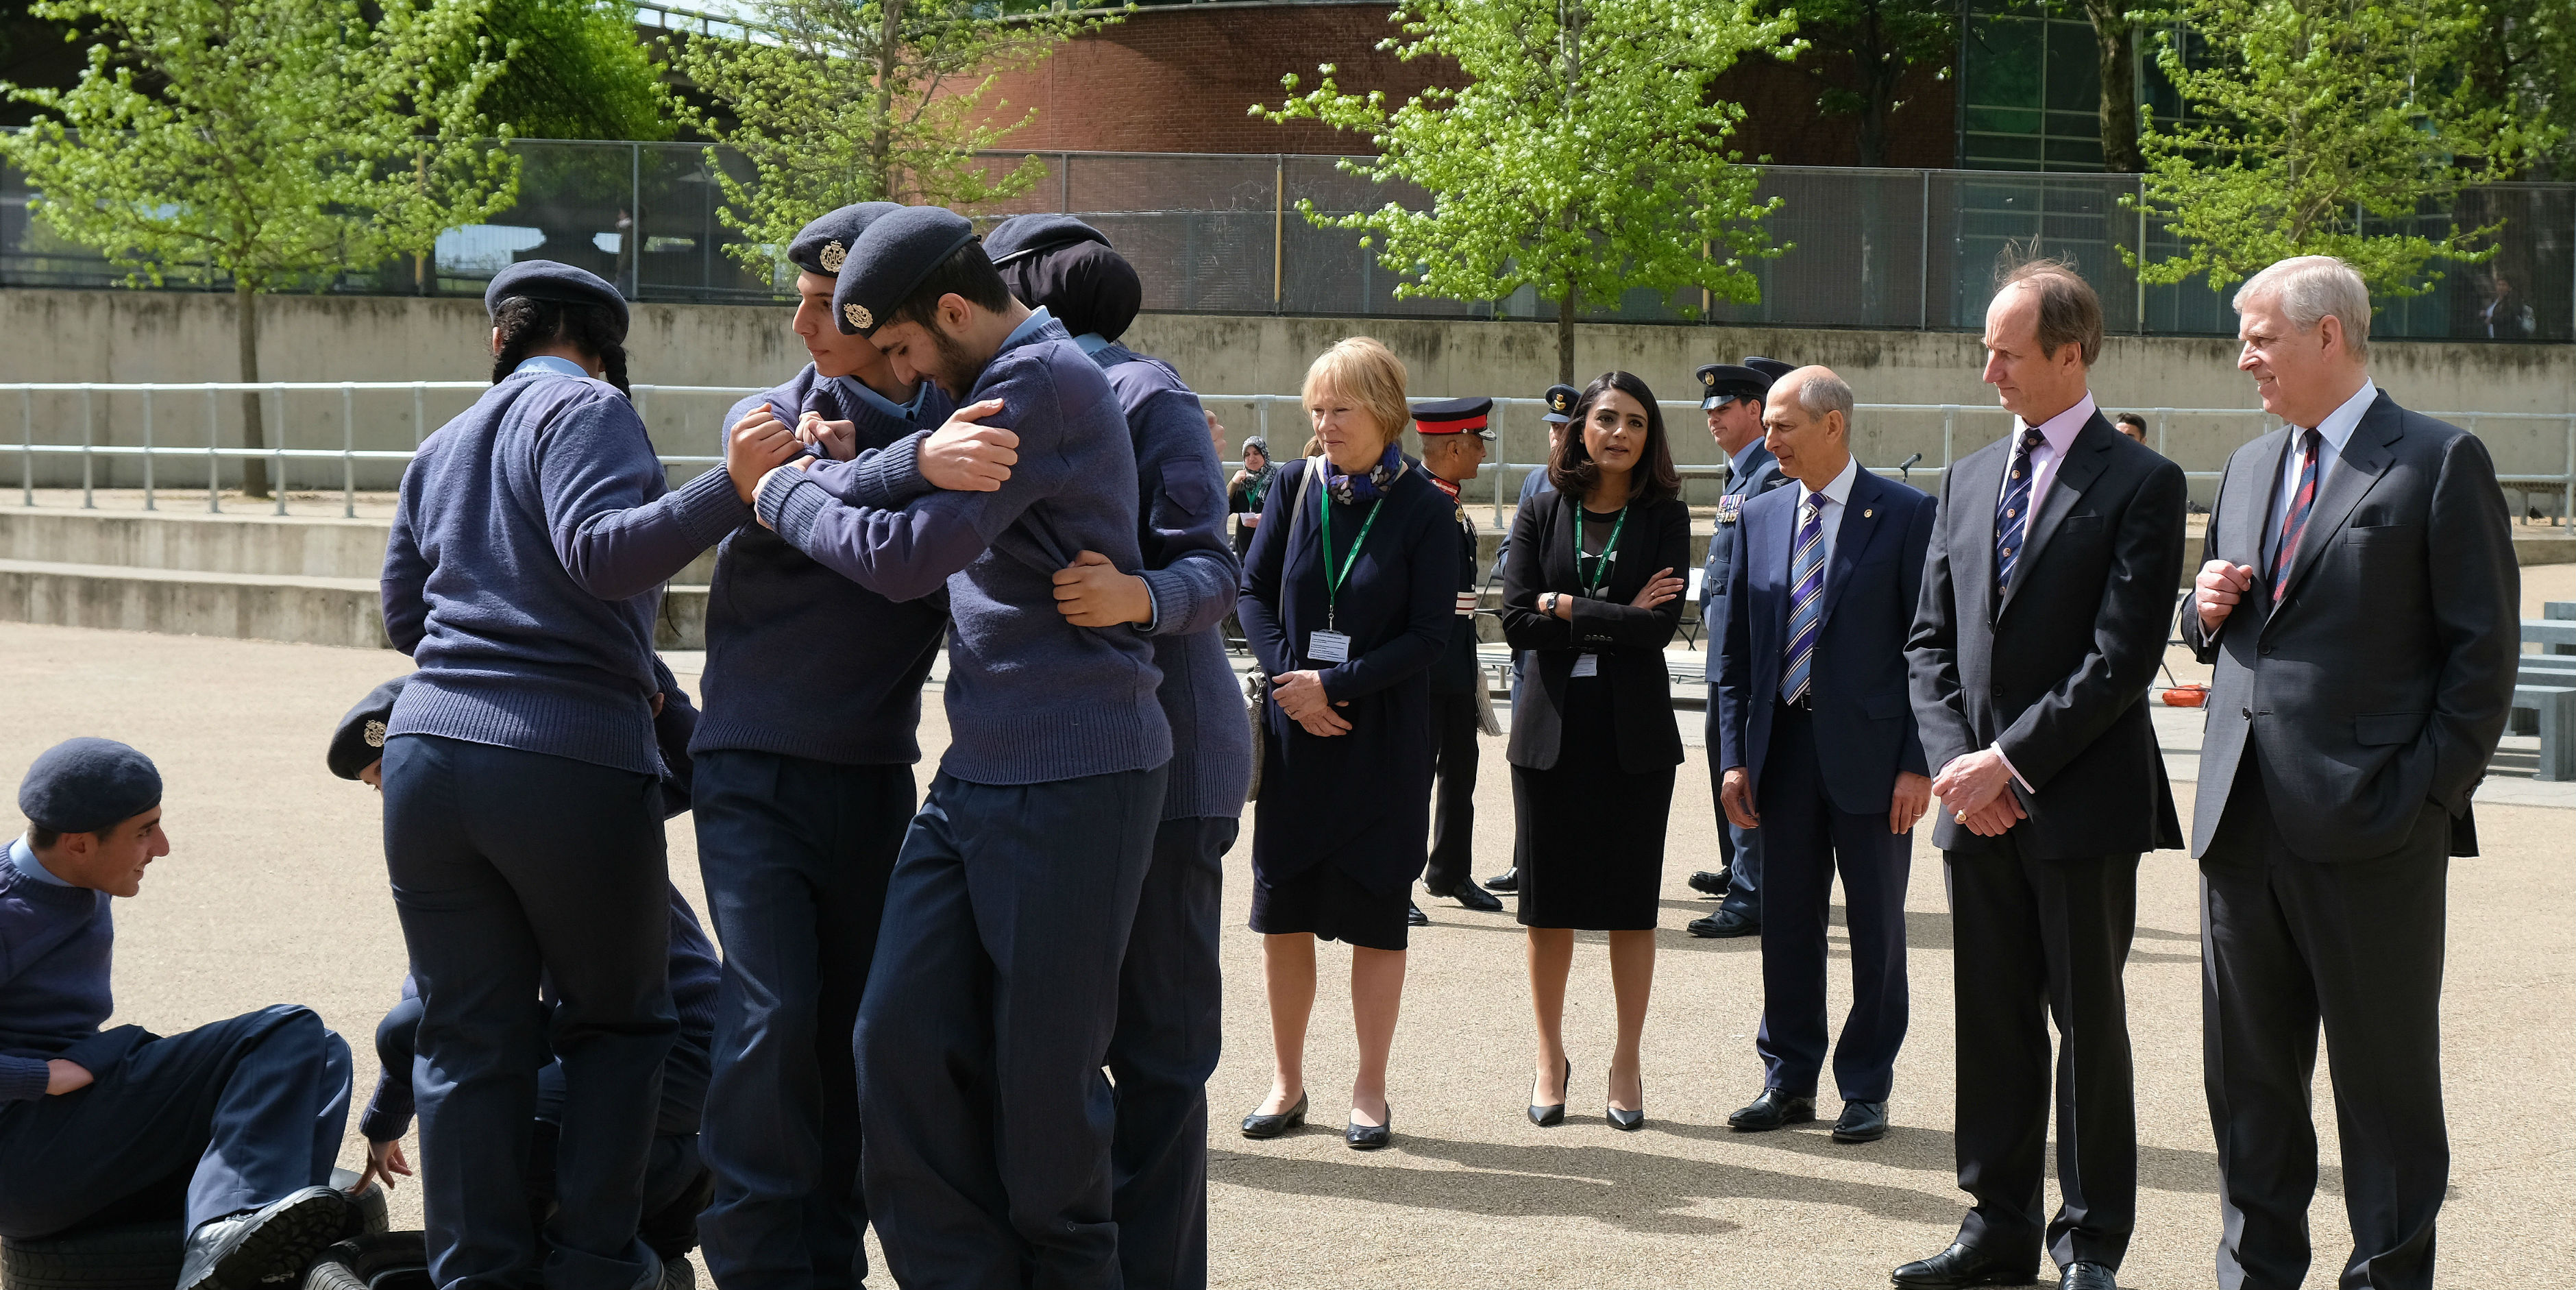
[1235,337,1459,1150]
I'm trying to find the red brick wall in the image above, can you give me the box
[963,1,1956,168]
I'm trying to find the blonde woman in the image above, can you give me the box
[1234,337,1461,1150]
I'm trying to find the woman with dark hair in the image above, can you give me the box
[378,261,798,1290]
[1499,370,1691,1132]
[1227,437,1274,557]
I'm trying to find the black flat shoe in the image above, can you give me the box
[1406,901,1430,927]
[1240,1092,1308,1139]
[1606,1073,1645,1131]
[1686,868,1732,897]
[1687,910,1761,938]
[1832,1099,1890,1143]
[1484,867,1519,893]
[1428,878,1503,912]
[1346,1102,1392,1150]
[177,1186,354,1290]
[2057,1263,2117,1290]
[1890,1242,2040,1289]
[1726,1087,1815,1132]
[1528,1058,1569,1126]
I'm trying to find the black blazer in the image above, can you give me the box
[2180,391,2517,860]
[1716,467,1937,815]
[1500,488,1691,772]
[1237,457,1460,884]
[1906,410,2187,858]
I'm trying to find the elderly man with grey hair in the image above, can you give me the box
[2183,255,2516,1290]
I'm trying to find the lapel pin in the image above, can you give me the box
[1863,508,1874,518]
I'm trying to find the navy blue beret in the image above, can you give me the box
[18,738,161,834]
[1541,384,1581,424]
[986,217,1141,343]
[1743,356,1795,382]
[328,677,405,781]
[486,260,628,341]
[788,202,903,280]
[1412,397,1495,440]
[833,206,979,336]
[1695,362,1771,409]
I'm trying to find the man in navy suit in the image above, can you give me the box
[1713,366,1934,1144]
[1689,358,1795,939]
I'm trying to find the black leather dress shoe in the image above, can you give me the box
[1725,1088,1815,1131]
[1528,1058,1569,1126]
[1889,1243,2039,1289]
[1832,1099,1890,1143]
[1484,867,1519,892]
[1406,901,1429,927]
[1425,877,1504,912]
[2057,1262,2116,1290]
[1606,1073,1645,1132]
[1240,1092,1308,1139]
[1686,868,1732,896]
[1346,1102,1392,1150]
[1686,910,1761,938]
[178,1186,354,1290]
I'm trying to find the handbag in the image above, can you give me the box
[1244,457,1326,803]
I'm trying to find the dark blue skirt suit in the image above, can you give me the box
[1236,457,1462,951]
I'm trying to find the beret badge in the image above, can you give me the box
[843,302,874,331]
[365,720,387,749]
[1701,369,1717,387]
[818,241,847,273]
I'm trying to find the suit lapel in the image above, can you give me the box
[2000,415,2113,617]
[2271,392,2403,616]
[1958,441,2006,620]
[1748,490,1794,676]
[1819,471,1883,629]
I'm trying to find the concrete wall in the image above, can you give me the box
[5,288,2572,507]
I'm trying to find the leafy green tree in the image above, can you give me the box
[2074,0,2144,173]
[2124,0,2545,295]
[1765,0,1952,168]
[2454,0,2576,177]
[673,0,1117,277]
[459,0,675,142]
[1259,0,1800,385]
[0,0,515,496]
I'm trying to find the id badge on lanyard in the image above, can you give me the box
[1311,489,1382,668]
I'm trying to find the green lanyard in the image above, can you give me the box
[1318,489,1383,631]
[1578,504,1630,595]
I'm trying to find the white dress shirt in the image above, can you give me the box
[1790,452,1863,581]
[2267,379,2377,567]
[1999,393,2098,519]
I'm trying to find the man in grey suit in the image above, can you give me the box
[2184,256,2516,1290]
[1901,262,2185,1290]
[1689,357,1795,938]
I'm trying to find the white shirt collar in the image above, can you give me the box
[2305,379,2378,452]
[1799,452,1862,511]
[2016,392,2098,455]
[513,354,589,380]
[8,835,70,887]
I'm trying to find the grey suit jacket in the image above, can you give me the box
[2180,391,2517,860]
[1907,411,2187,859]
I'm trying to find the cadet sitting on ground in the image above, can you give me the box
[0,738,359,1290]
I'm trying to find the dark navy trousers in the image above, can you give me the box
[0,1006,351,1239]
[1109,816,1233,1290]
[383,734,677,1290]
[690,751,913,1290]
[1750,704,1911,1102]
[856,765,1166,1290]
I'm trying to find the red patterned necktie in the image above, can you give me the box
[2271,429,2322,603]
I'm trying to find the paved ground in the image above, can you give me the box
[5,619,2572,1290]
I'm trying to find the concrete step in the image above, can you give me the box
[0,504,724,585]
[0,557,710,650]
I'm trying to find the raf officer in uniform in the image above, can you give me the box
[1486,382,1580,896]
[1689,358,1793,939]
[1410,397,1504,921]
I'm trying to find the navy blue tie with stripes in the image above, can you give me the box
[1994,426,2046,602]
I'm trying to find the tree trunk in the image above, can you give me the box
[870,0,905,199]
[1854,7,1889,169]
[1556,286,1578,388]
[234,280,269,500]
[2083,0,2142,173]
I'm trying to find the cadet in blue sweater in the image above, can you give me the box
[378,262,798,1290]
[984,215,1249,1290]
[750,206,1168,1290]
[685,204,991,1290]
[0,740,357,1290]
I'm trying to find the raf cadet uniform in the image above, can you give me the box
[750,207,1169,1290]
[985,214,1251,1290]
[686,204,954,1290]
[1688,358,1793,940]
[1409,398,1504,916]
[1486,383,1579,896]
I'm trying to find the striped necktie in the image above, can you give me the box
[1994,426,2046,600]
[1782,494,1825,704]
[2271,428,2322,603]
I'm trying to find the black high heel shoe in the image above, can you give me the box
[1606,1072,1645,1132]
[1528,1059,1570,1127]
[1240,1092,1307,1139]
[1345,1101,1393,1150]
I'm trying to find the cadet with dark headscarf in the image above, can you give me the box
[984,213,1250,1290]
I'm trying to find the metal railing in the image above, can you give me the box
[11,382,2573,527]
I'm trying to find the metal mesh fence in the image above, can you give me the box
[5,138,2573,341]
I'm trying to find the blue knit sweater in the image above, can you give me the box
[0,838,113,1102]
[691,365,955,766]
[757,315,1168,786]
[382,360,748,776]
